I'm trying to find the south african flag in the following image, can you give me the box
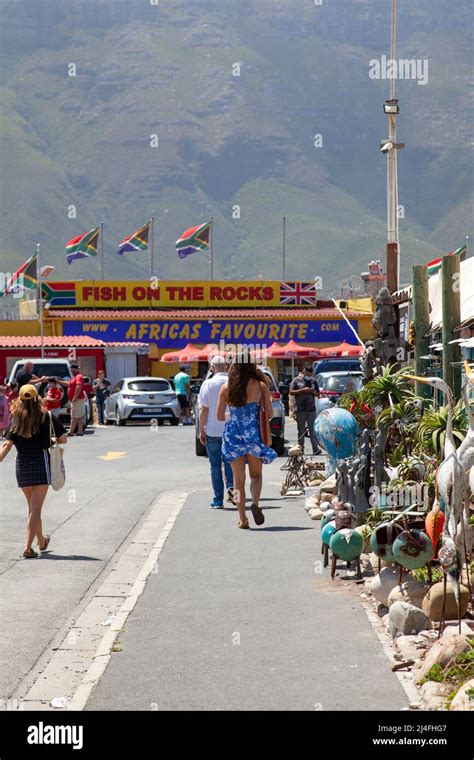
[117,221,150,255]
[65,227,100,265]
[426,244,466,277]
[0,251,37,296]
[176,221,210,259]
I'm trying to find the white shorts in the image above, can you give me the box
[70,398,86,419]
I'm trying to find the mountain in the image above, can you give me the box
[0,0,472,294]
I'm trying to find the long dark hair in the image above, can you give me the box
[10,396,46,438]
[227,360,268,407]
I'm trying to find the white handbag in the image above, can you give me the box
[48,412,65,491]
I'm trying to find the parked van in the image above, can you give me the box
[7,358,91,429]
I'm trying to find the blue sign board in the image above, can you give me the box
[63,318,359,349]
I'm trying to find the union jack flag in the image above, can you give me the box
[280,282,317,305]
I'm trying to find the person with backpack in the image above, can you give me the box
[0,384,67,558]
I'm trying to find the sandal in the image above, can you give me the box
[250,503,265,526]
[238,519,250,529]
[22,548,38,559]
[39,535,51,552]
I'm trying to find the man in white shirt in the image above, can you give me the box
[198,356,234,509]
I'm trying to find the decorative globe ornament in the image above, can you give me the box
[330,528,363,561]
[320,509,336,529]
[392,529,434,570]
[314,408,358,475]
[369,521,403,562]
[321,520,337,546]
[319,501,332,512]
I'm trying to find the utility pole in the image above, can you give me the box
[149,215,155,279]
[384,0,403,294]
[209,217,214,280]
[100,222,105,281]
[36,242,45,358]
[411,265,431,398]
[282,216,286,280]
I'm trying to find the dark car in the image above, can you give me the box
[315,371,364,403]
[313,358,361,375]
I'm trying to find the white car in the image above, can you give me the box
[104,377,180,426]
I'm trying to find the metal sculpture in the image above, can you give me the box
[458,364,474,485]
[425,503,445,560]
[374,426,390,488]
[407,375,468,630]
[280,447,306,495]
[407,377,465,540]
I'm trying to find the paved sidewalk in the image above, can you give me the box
[87,487,408,711]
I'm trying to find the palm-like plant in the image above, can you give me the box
[377,396,423,457]
[363,364,414,411]
[415,399,467,457]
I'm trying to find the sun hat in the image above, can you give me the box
[19,384,38,400]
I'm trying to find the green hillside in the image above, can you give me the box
[0,0,471,292]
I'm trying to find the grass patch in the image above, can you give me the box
[421,638,474,708]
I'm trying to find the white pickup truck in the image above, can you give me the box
[7,358,91,429]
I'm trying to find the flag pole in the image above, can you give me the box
[282,216,286,280]
[210,217,214,280]
[100,222,104,280]
[36,242,45,358]
[149,215,155,279]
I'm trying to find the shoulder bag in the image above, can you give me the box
[258,382,272,447]
[48,412,66,491]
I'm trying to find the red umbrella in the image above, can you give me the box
[318,340,364,357]
[270,340,321,358]
[192,343,221,361]
[249,341,282,361]
[161,342,202,363]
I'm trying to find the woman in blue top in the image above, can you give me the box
[218,360,276,529]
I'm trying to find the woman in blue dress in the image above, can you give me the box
[218,361,277,529]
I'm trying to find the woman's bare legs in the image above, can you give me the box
[22,485,48,552]
[230,457,248,527]
[247,454,263,506]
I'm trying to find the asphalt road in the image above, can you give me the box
[1,420,407,710]
[0,421,205,700]
[86,484,407,711]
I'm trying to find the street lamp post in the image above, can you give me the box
[383,0,403,294]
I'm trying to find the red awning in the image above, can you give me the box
[318,340,365,357]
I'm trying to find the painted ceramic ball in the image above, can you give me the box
[330,528,364,561]
[321,520,337,545]
[369,521,403,562]
[319,501,332,512]
[320,509,336,528]
[314,408,358,462]
[392,529,434,570]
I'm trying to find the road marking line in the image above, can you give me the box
[98,451,128,460]
[19,490,188,711]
